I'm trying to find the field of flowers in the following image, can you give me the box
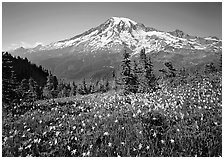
[2,73,222,157]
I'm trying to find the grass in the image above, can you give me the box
[2,73,222,157]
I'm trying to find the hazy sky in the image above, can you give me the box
[2,2,222,51]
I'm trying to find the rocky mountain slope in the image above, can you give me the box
[10,17,222,80]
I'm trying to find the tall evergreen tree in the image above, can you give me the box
[70,82,77,96]
[130,60,139,93]
[2,52,19,104]
[120,49,133,94]
[138,48,156,93]
[28,77,38,102]
[43,74,58,99]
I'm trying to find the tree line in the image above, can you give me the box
[3,49,221,108]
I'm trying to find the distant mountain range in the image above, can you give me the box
[9,17,222,81]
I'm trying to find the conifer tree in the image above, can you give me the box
[43,74,58,99]
[138,48,156,93]
[70,81,77,96]
[120,49,133,94]
[2,52,19,104]
[28,77,38,102]
[130,60,139,93]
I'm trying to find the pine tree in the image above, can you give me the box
[18,78,29,102]
[130,60,139,93]
[43,74,58,99]
[138,48,156,93]
[2,52,19,104]
[120,49,133,94]
[28,77,38,102]
[70,81,77,96]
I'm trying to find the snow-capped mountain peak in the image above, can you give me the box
[12,17,222,56]
[110,16,137,26]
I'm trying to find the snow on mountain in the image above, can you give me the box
[11,17,222,56]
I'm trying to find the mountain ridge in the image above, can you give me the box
[9,17,222,80]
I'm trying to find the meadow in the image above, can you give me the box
[2,72,222,157]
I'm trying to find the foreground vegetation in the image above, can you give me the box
[2,71,222,157]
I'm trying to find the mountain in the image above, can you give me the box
[10,17,222,80]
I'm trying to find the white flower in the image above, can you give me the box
[34,138,38,143]
[18,146,23,151]
[71,149,77,155]
[55,131,60,136]
[54,139,57,144]
[170,139,175,143]
[115,119,118,123]
[161,140,165,144]
[138,143,142,149]
[72,126,76,130]
[146,145,150,150]
[104,132,109,136]
[153,132,157,137]
[177,128,180,132]
[108,142,112,147]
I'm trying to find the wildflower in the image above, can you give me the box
[170,139,175,143]
[115,119,118,123]
[153,132,157,137]
[146,145,150,150]
[71,149,77,155]
[161,140,165,144]
[25,144,31,149]
[108,142,112,147]
[67,145,71,151]
[177,128,180,132]
[18,146,23,151]
[104,132,109,136]
[72,126,76,130]
[139,143,142,149]
[121,142,125,145]
[34,138,39,143]
[55,131,60,136]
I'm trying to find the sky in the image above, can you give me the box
[2,2,222,51]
